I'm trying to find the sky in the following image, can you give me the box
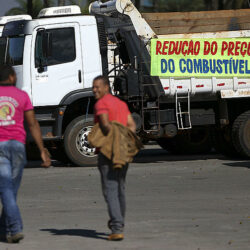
[0,0,18,16]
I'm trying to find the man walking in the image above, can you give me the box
[92,75,136,241]
[0,65,51,243]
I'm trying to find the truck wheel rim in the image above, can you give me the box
[76,126,96,157]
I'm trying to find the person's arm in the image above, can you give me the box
[127,114,136,133]
[98,113,111,136]
[24,110,51,168]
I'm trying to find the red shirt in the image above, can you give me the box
[0,86,33,144]
[94,94,130,126]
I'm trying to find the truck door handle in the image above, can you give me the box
[78,70,82,83]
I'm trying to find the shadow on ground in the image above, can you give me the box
[133,148,227,163]
[223,161,250,169]
[26,148,248,168]
[40,229,108,240]
[26,160,75,168]
[26,160,96,168]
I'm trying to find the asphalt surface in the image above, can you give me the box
[0,145,250,250]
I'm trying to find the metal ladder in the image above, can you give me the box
[175,90,192,130]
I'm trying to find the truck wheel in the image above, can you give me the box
[212,126,239,157]
[232,111,250,158]
[175,128,212,154]
[157,128,212,154]
[64,115,97,166]
[156,137,178,154]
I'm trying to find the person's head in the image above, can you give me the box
[0,64,16,85]
[92,75,110,100]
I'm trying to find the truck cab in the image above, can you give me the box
[1,6,102,105]
[0,6,105,165]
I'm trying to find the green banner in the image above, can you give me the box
[151,38,250,77]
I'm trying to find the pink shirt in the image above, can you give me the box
[94,94,130,126]
[0,86,33,144]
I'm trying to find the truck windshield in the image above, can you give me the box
[0,36,24,65]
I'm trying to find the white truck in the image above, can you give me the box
[0,0,250,166]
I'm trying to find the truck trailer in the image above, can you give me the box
[0,0,250,166]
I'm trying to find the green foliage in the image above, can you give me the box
[5,0,53,17]
[138,0,249,12]
[68,0,92,14]
[5,0,250,17]
[155,0,205,12]
[223,0,249,9]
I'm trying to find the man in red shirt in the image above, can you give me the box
[0,65,51,243]
[93,75,136,241]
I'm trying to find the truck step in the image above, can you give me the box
[176,112,189,115]
[143,106,159,110]
[36,114,56,122]
[177,96,189,99]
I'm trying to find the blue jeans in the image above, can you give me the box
[0,140,26,236]
[98,153,128,234]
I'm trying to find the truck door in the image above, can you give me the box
[31,23,83,106]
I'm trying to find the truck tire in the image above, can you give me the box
[232,111,250,158]
[212,126,239,157]
[175,128,212,154]
[157,128,212,154]
[156,137,178,154]
[64,115,97,166]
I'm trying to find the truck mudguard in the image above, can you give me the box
[59,89,94,105]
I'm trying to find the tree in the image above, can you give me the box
[154,0,205,12]
[6,0,53,17]
[207,0,249,10]
[6,0,44,17]
[203,0,218,10]
[43,0,50,8]
[69,0,92,14]
[134,0,140,9]
[58,0,66,6]
[27,0,33,16]
[140,0,249,12]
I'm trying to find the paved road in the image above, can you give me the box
[1,145,250,250]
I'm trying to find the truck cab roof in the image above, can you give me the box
[2,15,97,37]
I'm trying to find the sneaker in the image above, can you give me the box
[108,233,124,241]
[6,233,24,243]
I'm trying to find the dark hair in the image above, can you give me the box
[93,75,110,87]
[0,64,15,82]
